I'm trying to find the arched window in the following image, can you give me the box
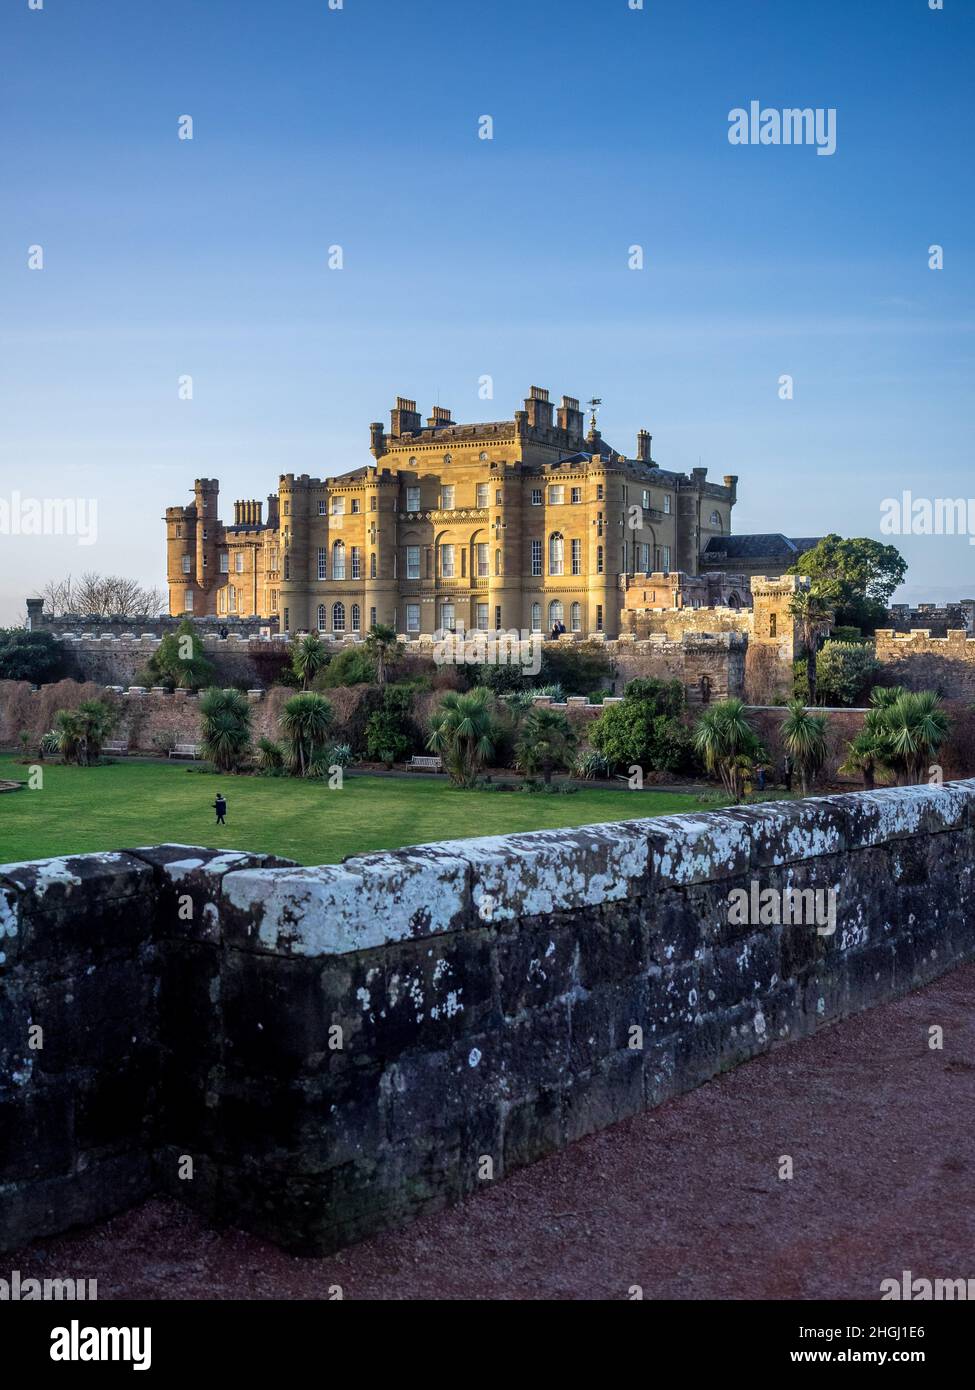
[709,510,722,530]
[549,600,564,627]
[332,541,346,579]
[332,602,346,632]
[317,604,326,631]
[530,602,542,632]
[700,674,712,705]
[570,601,582,632]
[351,603,361,633]
[494,548,501,576]
[549,532,564,575]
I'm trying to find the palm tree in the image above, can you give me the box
[789,582,838,705]
[291,632,329,690]
[364,623,400,687]
[53,698,118,767]
[692,698,764,803]
[515,707,578,785]
[781,699,829,796]
[427,687,496,788]
[838,707,891,790]
[199,688,252,773]
[882,689,950,785]
[280,692,334,776]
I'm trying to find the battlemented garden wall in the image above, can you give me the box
[2,783,974,1255]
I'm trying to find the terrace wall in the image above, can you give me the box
[2,784,975,1255]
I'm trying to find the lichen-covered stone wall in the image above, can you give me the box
[2,784,974,1255]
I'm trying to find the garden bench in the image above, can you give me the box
[407,755,443,772]
[169,743,202,760]
[103,741,129,756]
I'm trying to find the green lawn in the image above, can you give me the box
[0,755,723,868]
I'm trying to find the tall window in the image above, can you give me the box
[220,552,229,573]
[317,547,326,581]
[440,485,455,510]
[494,548,501,576]
[370,553,377,578]
[317,604,326,631]
[549,600,564,628]
[570,601,581,632]
[318,500,327,515]
[769,613,777,638]
[530,602,541,631]
[662,546,671,571]
[595,604,603,632]
[476,542,489,577]
[549,533,564,575]
[596,545,604,574]
[548,485,564,505]
[531,539,543,576]
[571,538,582,575]
[407,545,420,579]
[640,542,650,571]
[284,555,290,580]
[476,483,489,508]
[181,555,191,574]
[642,489,650,509]
[596,484,604,501]
[406,485,420,512]
[476,602,489,631]
[406,603,420,633]
[440,544,455,578]
[351,604,361,633]
[332,602,346,632]
[440,602,455,631]
[184,590,194,611]
[571,486,582,504]
[331,497,345,515]
[351,546,362,579]
[531,488,542,506]
[228,586,237,612]
[664,495,671,514]
[351,498,361,514]
[710,510,722,530]
[370,607,377,628]
[332,541,346,579]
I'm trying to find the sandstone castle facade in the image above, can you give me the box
[165,386,745,638]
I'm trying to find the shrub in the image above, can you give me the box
[144,619,215,691]
[316,646,377,689]
[324,742,357,768]
[692,698,765,803]
[538,642,615,696]
[365,710,411,767]
[0,629,68,684]
[815,641,880,707]
[590,678,690,773]
[255,736,285,773]
[574,748,610,780]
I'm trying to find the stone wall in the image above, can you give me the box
[49,633,292,690]
[3,784,974,1255]
[875,628,975,700]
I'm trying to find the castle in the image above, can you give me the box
[164,386,806,639]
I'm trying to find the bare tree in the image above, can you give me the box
[40,572,165,618]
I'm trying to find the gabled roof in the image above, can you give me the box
[703,533,822,560]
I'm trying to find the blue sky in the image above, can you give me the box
[1,0,972,622]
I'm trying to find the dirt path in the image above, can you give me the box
[13,962,975,1300]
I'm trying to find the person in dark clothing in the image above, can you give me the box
[213,793,227,825]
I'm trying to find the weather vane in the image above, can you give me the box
[586,396,602,431]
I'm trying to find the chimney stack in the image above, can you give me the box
[428,405,454,427]
[557,395,584,441]
[637,429,653,463]
[524,386,553,431]
[390,397,422,436]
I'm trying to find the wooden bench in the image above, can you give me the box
[169,743,202,760]
[103,741,129,756]
[406,755,443,772]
